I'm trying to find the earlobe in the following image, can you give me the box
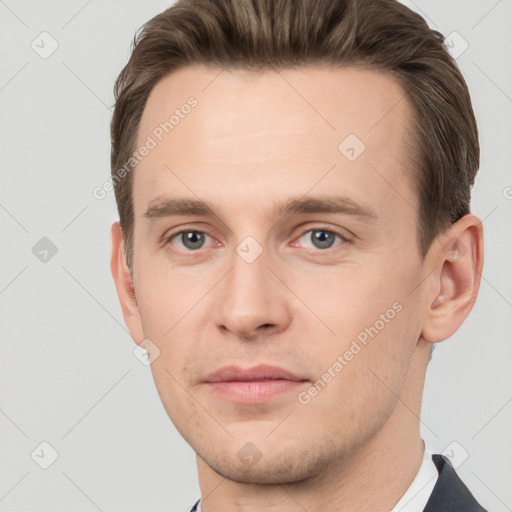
[421,215,484,344]
[110,222,145,343]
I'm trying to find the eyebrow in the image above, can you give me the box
[143,195,378,222]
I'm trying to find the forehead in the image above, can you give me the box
[133,64,415,222]
[138,63,410,144]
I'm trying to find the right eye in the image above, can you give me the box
[166,230,216,252]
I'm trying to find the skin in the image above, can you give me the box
[111,64,484,511]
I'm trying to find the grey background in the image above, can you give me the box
[0,1,511,511]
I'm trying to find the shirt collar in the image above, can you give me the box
[389,444,439,512]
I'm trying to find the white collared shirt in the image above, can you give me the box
[390,445,439,512]
[190,444,439,512]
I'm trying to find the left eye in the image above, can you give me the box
[295,228,346,250]
[170,231,212,251]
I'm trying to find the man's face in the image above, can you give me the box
[129,64,429,483]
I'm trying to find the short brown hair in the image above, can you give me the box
[110,0,479,272]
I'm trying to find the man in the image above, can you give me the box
[109,0,487,510]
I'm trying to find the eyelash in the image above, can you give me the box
[164,226,350,254]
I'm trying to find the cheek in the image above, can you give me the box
[298,304,417,437]
[301,262,421,395]
[291,262,412,343]
[134,254,199,334]
[148,357,201,446]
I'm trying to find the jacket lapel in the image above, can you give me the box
[423,454,487,512]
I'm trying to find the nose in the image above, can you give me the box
[215,242,292,342]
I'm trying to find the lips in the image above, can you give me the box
[203,364,306,383]
[202,364,309,404]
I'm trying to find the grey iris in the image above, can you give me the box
[182,231,205,250]
[311,230,336,249]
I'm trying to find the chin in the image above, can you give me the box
[198,444,336,485]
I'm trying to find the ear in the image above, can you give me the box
[421,214,484,343]
[110,222,145,344]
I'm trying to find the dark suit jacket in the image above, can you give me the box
[423,454,488,512]
[188,454,489,511]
